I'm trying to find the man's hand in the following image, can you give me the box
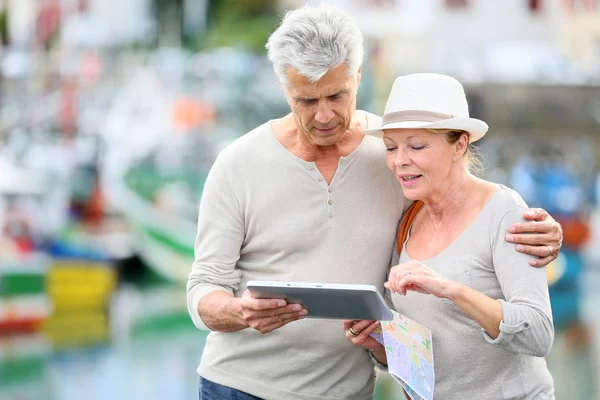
[240,290,307,334]
[505,208,563,267]
[197,290,306,333]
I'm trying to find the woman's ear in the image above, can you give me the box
[454,133,469,160]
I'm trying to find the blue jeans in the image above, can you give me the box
[199,377,263,400]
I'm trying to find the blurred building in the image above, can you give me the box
[4,0,154,49]
[281,0,599,85]
[558,0,600,78]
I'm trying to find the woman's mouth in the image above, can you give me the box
[399,174,422,186]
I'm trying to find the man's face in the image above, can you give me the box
[283,64,361,147]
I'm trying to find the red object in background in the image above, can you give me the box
[35,1,61,47]
[78,0,89,12]
[0,319,44,334]
[172,98,215,131]
[529,0,542,12]
[59,80,78,138]
[12,236,35,253]
[83,182,105,226]
[80,52,102,85]
[445,0,469,9]
[3,216,35,253]
[557,216,591,249]
[563,0,597,11]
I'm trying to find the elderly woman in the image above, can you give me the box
[345,74,555,399]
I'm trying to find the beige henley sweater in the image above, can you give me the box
[187,113,408,400]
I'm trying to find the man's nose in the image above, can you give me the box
[314,101,335,124]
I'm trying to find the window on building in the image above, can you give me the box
[445,0,469,9]
[564,0,590,12]
[529,0,542,12]
[364,0,397,8]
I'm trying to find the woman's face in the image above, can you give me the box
[383,128,465,201]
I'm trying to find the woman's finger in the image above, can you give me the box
[397,275,431,296]
[356,321,381,341]
[342,320,354,330]
[352,320,377,333]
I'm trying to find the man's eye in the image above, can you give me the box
[300,99,315,105]
[329,94,342,101]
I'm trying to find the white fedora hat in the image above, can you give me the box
[364,73,488,142]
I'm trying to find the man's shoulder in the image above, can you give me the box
[362,110,382,128]
[218,121,275,162]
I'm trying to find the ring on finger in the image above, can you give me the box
[349,327,360,337]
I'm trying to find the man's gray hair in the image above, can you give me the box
[266,4,364,86]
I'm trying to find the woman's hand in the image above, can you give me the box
[385,260,457,299]
[342,320,383,351]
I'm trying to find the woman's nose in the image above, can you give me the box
[394,148,409,168]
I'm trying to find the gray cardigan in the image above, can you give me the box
[390,186,555,399]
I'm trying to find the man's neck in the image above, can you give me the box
[272,112,367,162]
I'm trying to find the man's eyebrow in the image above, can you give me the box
[294,96,316,102]
[294,89,348,102]
[327,89,348,97]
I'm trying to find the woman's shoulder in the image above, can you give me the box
[485,184,529,223]
[491,184,528,208]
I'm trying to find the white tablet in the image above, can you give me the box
[246,281,393,321]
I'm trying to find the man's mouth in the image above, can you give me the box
[314,125,337,134]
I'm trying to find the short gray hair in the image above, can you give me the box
[266,4,364,86]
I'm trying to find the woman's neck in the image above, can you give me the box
[422,169,475,229]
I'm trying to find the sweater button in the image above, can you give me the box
[328,213,333,218]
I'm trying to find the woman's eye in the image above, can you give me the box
[386,147,397,152]
[411,146,425,150]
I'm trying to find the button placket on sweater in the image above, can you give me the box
[306,161,339,228]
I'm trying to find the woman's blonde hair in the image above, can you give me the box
[426,129,484,177]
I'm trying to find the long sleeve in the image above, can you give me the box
[186,155,245,330]
[482,206,554,357]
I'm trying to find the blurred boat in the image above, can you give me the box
[99,68,219,284]
[99,53,288,284]
[0,254,51,333]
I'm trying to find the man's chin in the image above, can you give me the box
[311,135,344,147]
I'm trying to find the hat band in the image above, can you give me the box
[381,110,453,126]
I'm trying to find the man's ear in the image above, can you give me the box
[356,65,362,87]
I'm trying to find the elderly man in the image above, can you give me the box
[187,4,562,400]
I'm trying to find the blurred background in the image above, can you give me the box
[0,0,599,399]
